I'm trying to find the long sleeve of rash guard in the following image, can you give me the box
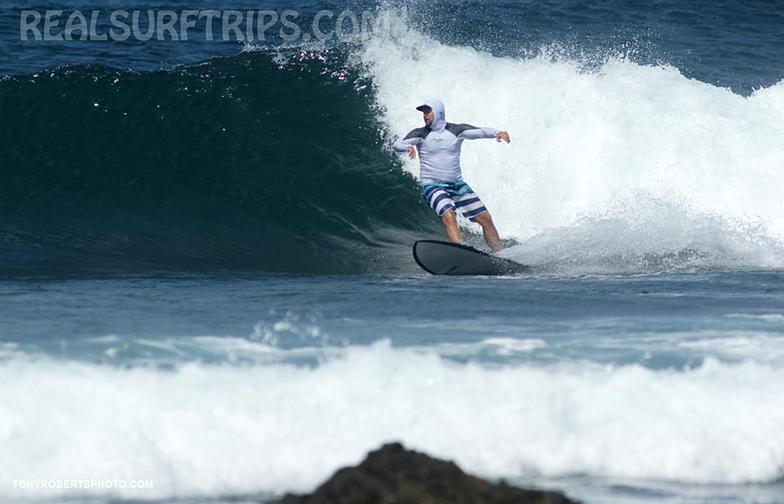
[457,126,498,140]
[392,128,427,152]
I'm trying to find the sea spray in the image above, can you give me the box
[361,10,784,269]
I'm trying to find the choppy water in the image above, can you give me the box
[3,272,784,504]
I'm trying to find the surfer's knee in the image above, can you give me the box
[473,211,493,225]
[441,208,457,222]
[440,208,462,242]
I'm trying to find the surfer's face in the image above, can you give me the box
[422,108,434,126]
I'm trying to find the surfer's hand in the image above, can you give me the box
[406,145,417,159]
[496,131,511,143]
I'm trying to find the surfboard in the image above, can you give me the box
[413,240,530,276]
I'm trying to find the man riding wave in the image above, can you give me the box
[392,98,510,252]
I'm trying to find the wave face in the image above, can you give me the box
[0,51,437,274]
[360,10,784,271]
[3,7,784,274]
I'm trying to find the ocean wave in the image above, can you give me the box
[4,7,784,274]
[2,342,783,501]
[361,9,784,271]
[0,49,437,275]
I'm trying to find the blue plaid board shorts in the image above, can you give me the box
[421,180,488,221]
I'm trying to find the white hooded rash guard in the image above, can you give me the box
[392,98,498,184]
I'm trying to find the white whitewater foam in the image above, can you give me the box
[410,337,546,358]
[358,10,784,268]
[2,342,784,501]
[727,313,784,323]
[681,333,784,365]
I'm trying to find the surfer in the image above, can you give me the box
[392,99,510,252]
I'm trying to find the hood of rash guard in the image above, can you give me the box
[422,98,446,131]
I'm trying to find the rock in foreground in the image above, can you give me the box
[277,442,580,504]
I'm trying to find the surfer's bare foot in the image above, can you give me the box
[473,212,502,252]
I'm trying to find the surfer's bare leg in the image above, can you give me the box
[473,212,502,252]
[441,209,463,243]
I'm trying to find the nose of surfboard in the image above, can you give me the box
[413,240,529,275]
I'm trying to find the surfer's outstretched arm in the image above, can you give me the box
[391,136,420,152]
[392,128,427,153]
[451,124,511,143]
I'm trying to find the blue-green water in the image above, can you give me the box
[3,272,784,503]
[5,272,784,369]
